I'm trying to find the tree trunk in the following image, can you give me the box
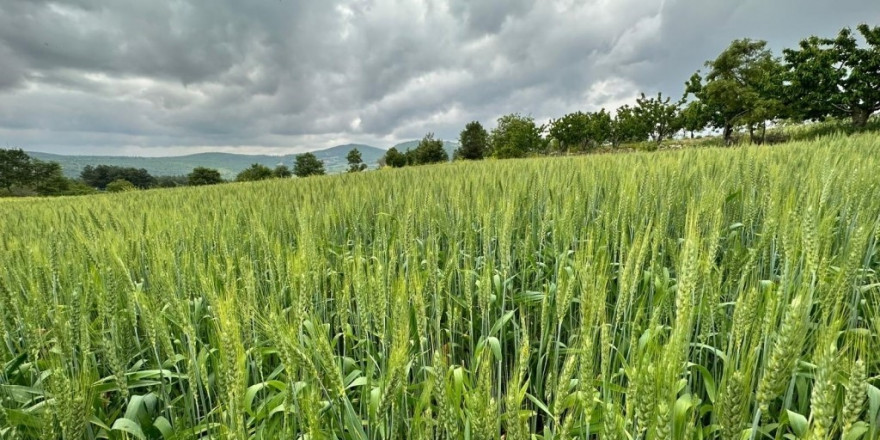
[723,124,733,146]
[852,108,870,128]
[759,121,766,145]
[748,124,756,144]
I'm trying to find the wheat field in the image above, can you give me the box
[1,135,879,439]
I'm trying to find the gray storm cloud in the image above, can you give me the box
[0,0,876,155]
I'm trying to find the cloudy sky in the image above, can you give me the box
[0,0,876,156]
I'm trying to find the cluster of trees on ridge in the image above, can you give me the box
[382,23,880,167]
[0,149,370,197]
[382,133,450,167]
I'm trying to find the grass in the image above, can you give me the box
[657,115,880,149]
[1,133,879,439]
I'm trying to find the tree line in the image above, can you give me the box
[0,149,95,196]
[383,23,879,166]
[0,149,369,197]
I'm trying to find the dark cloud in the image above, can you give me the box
[0,0,875,155]
[448,0,534,36]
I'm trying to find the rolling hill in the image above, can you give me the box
[28,144,387,179]
[27,139,460,180]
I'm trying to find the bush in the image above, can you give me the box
[188,167,224,186]
[383,148,407,168]
[106,179,136,193]
[236,164,274,182]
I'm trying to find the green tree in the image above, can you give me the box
[611,105,649,147]
[549,110,615,152]
[455,121,489,160]
[687,39,784,145]
[235,164,274,182]
[634,92,682,143]
[188,167,224,186]
[411,133,449,165]
[294,153,325,177]
[489,114,544,159]
[680,100,708,138]
[81,165,157,189]
[31,161,71,195]
[0,148,83,197]
[783,24,880,127]
[0,148,36,192]
[80,165,113,189]
[383,147,407,168]
[347,148,368,172]
[589,109,614,147]
[549,112,592,152]
[273,165,293,178]
[106,179,136,193]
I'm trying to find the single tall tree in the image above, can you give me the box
[347,148,368,172]
[784,24,880,127]
[456,121,489,160]
[294,153,325,177]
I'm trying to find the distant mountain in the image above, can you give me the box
[390,140,459,160]
[309,144,386,173]
[28,144,387,179]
